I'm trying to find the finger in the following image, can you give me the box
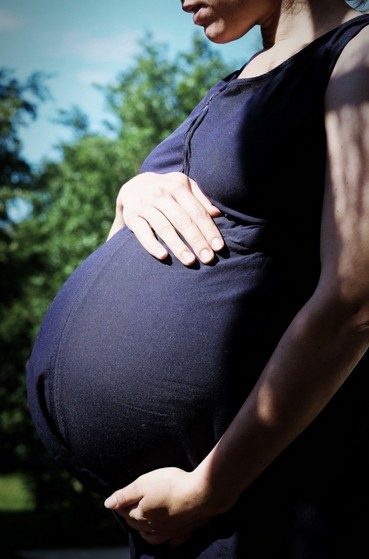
[188,179,222,218]
[130,209,197,266]
[123,512,155,532]
[104,483,143,510]
[107,214,125,241]
[125,214,172,262]
[132,174,222,263]
[150,198,221,264]
[173,191,224,256]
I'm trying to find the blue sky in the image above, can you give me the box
[1,0,262,166]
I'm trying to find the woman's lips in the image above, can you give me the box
[182,3,209,25]
[181,2,201,14]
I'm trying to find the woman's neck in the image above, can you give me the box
[238,0,361,79]
[262,0,359,49]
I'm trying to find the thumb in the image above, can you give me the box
[104,483,142,510]
[107,214,125,241]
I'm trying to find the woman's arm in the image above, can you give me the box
[104,27,369,548]
[199,22,369,500]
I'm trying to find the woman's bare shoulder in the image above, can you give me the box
[331,19,369,77]
[326,20,369,107]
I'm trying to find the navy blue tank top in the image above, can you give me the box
[142,13,369,254]
[27,14,369,559]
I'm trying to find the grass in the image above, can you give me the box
[0,474,127,556]
[0,474,35,511]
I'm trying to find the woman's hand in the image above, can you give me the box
[107,172,224,266]
[104,467,218,548]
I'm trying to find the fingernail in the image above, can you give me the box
[104,494,118,509]
[156,247,168,259]
[211,237,223,251]
[182,250,195,264]
[200,248,212,262]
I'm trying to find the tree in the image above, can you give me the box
[104,32,236,176]
[0,69,51,473]
[23,32,236,307]
[0,32,246,514]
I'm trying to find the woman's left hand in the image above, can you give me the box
[104,467,216,548]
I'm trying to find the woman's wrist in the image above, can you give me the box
[191,452,241,518]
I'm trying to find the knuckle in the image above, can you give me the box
[175,214,194,231]
[192,206,208,221]
[123,210,143,227]
[151,189,169,203]
[164,172,189,192]
[156,221,174,237]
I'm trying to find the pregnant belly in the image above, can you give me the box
[28,223,280,490]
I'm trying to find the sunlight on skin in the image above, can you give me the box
[326,100,369,300]
[256,383,276,425]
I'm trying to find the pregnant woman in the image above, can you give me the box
[27,1,369,558]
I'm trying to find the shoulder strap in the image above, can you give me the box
[324,14,369,76]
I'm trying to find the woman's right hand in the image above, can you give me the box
[107,172,224,266]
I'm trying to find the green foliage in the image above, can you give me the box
[0,69,52,478]
[104,32,234,175]
[0,474,34,511]
[0,476,126,555]
[54,104,90,138]
[0,69,50,161]
[0,32,243,515]
[30,135,125,290]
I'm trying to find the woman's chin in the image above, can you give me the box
[202,24,245,45]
